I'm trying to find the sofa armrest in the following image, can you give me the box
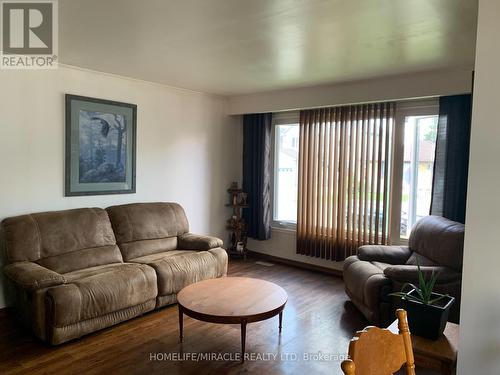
[177,233,223,251]
[384,265,462,284]
[357,245,412,265]
[3,261,66,291]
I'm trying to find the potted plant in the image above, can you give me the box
[389,262,454,340]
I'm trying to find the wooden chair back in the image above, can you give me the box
[341,309,416,375]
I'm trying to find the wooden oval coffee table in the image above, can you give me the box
[177,276,288,362]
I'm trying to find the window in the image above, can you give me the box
[270,100,439,240]
[272,112,299,227]
[392,101,439,242]
[400,115,438,238]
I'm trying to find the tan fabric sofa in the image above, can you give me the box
[1,202,227,345]
[106,203,228,308]
[343,216,464,326]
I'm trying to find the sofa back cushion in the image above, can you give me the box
[2,208,122,273]
[408,215,465,271]
[106,202,189,260]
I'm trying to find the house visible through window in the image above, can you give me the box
[273,122,299,225]
[400,115,438,238]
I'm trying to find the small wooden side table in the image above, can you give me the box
[388,320,459,375]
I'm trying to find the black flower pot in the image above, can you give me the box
[402,289,455,340]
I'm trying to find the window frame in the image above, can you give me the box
[269,99,439,239]
[271,111,300,230]
[391,99,439,244]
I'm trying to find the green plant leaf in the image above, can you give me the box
[427,271,438,300]
[399,283,413,292]
[388,292,423,304]
[389,283,426,304]
[388,292,407,298]
[390,258,447,305]
[404,294,426,304]
[409,283,425,302]
[428,294,451,306]
[417,261,430,303]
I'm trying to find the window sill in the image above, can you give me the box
[270,226,297,235]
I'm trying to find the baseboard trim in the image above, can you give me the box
[246,250,343,278]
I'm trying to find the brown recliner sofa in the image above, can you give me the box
[106,203,228,308]
[343,215,464,326]
[1,202,227,345]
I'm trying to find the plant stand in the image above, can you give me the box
[226,182,248,260]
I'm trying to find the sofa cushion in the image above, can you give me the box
[178,233,224,250]
[371,261,391,272]
[129,250,196,264]
[2,208,120,272]
[47,263,157,327]
[343,256,392,309]
[107,202,189,243]
[384,264,462,284]
[405,252,437,266]
[408,215,464,271]
[37,245,123,274]
[358,245,412,265]
[63,263,128,282]
[106,203,189,260]
[117,238,178,261]
[130,248,227,295]
[50,300,156,346]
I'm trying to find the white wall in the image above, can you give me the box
[228,68,472,114]
[458,1,500,374]
[0,65,242,309]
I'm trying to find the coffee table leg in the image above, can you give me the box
[178,305,184,343]
[279,311,283,333]
[241,319,247,363]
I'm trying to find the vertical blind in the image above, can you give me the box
[297,102,396,261]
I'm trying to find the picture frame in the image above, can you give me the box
[65,94,137,196]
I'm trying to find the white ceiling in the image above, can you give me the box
[59,0,478,96]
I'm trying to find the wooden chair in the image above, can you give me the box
[341,309,416,375]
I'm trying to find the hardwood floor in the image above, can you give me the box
[0,257,438,375]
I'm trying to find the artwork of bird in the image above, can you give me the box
[91,117,110,137]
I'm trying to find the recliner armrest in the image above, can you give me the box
[384,265,462,284]
[177,233,223,251]
[357,245,412,265]
[3,261,66,291]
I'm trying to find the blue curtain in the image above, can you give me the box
[242,113,272,240]
[430,94,473,223]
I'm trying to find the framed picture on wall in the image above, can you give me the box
[65,94,137,196]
